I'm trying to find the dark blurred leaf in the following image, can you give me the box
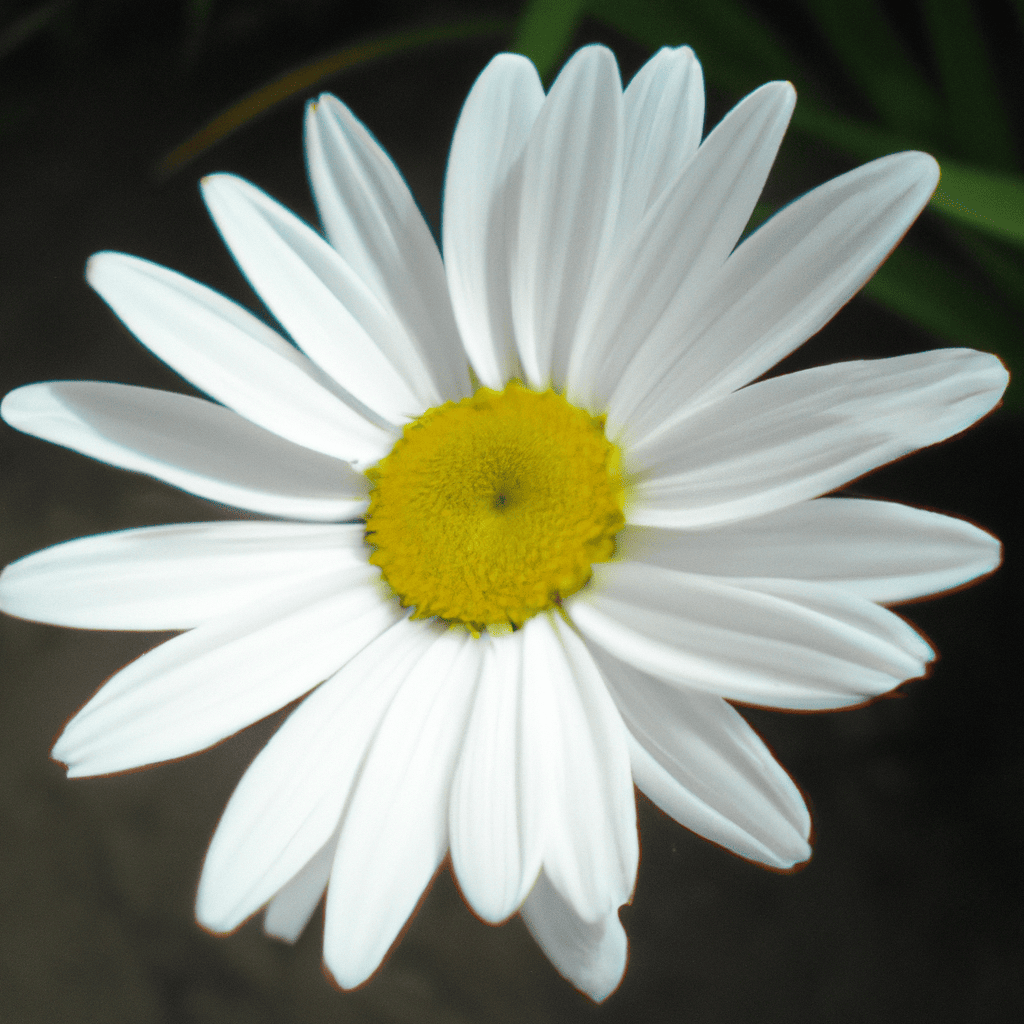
[0,0,70,65]
[790,103,916,161]
[185,0,215,29]
[799,0,942,142]
[157,17,509,177]
[588,0,808,97]
[957,231,1024,310]
[512,0,587,81]
[920,0,1016,170]
[1012,0,1024,33]
[864,246,1021,407]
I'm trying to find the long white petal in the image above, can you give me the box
[449,627,540,923]
[0,522,369,630]
[570,563,933,710]
[618,498,1002,603]
[568,81,794,410]
[442,53,544,388]
[511,45,623,390]
[520,871,627,1003]
[306,96,470,402]
[86,252,389,461]
[594,648,810,868]
[52,572,398,776]
[617,45,704,239]
[201,173,434,424]
[322,626,482,989]
[610,151,941,439]
[626,349,1008,529]
[1,381,372,520]
[519,614,637,923]
[197,617,434,933]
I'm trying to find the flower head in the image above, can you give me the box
[0,44,1007,1001]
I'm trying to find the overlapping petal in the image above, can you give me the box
[0,381,370,520]
[443,53,543,389]
[618,498,1001,603]
[594,648,810,867]
[201,173,437,426]
[510,45,623,391]
[263,833,337,943]
[520,871,627,1002]
[568,80,794,410]
[570,562,932,710]
[52,572,399,776]
[449,627,541,923]
[323,625,482,988]
[609,151,943,441]
[519,614,637,923]
[616,45,704,240]
[626,349,1008,528]
[306,95,471,403]
[197,616,435,934]
[86,252,391,462]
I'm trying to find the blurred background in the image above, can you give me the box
[1,1,1021,1021]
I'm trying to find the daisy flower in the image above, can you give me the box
[0,44,1007,1001]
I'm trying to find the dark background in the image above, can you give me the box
[1,2,1021,1022]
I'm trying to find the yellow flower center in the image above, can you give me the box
[365,382,625,634]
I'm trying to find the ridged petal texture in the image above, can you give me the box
[0,41,1007,1006]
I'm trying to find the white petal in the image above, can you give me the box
[0,521,369,630]
[442,53,544,388]
[197,617,434,933]
[619,498,1002,603]
[201,173,433,424]
[1,381,371,520]
[519,614,637,923]
[568,81,794,411]
[86,252,389,462]
[594,649,810,868]
[322,626,482,989]
[449,627,540,923]
[52,572,398,776]
[617,45,704,238]
[263,833,336,943]
[511,45,623,390]
[306,95,471,402]
[611,151,942,439]
[627,350,1008,529]
[520,871,627,1003]
[570,563,933,710]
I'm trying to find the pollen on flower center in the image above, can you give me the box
[365,382,625,634]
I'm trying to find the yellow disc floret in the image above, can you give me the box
[365,382,625,634]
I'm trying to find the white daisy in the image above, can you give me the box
[0,44,1007,1001]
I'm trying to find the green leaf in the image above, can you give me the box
[919,0,1016,170]
[512,0,587,81]
[799,0,942,142]
[864,246,1021,408]
[156,17,510,178]
[931,160,1024,249]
